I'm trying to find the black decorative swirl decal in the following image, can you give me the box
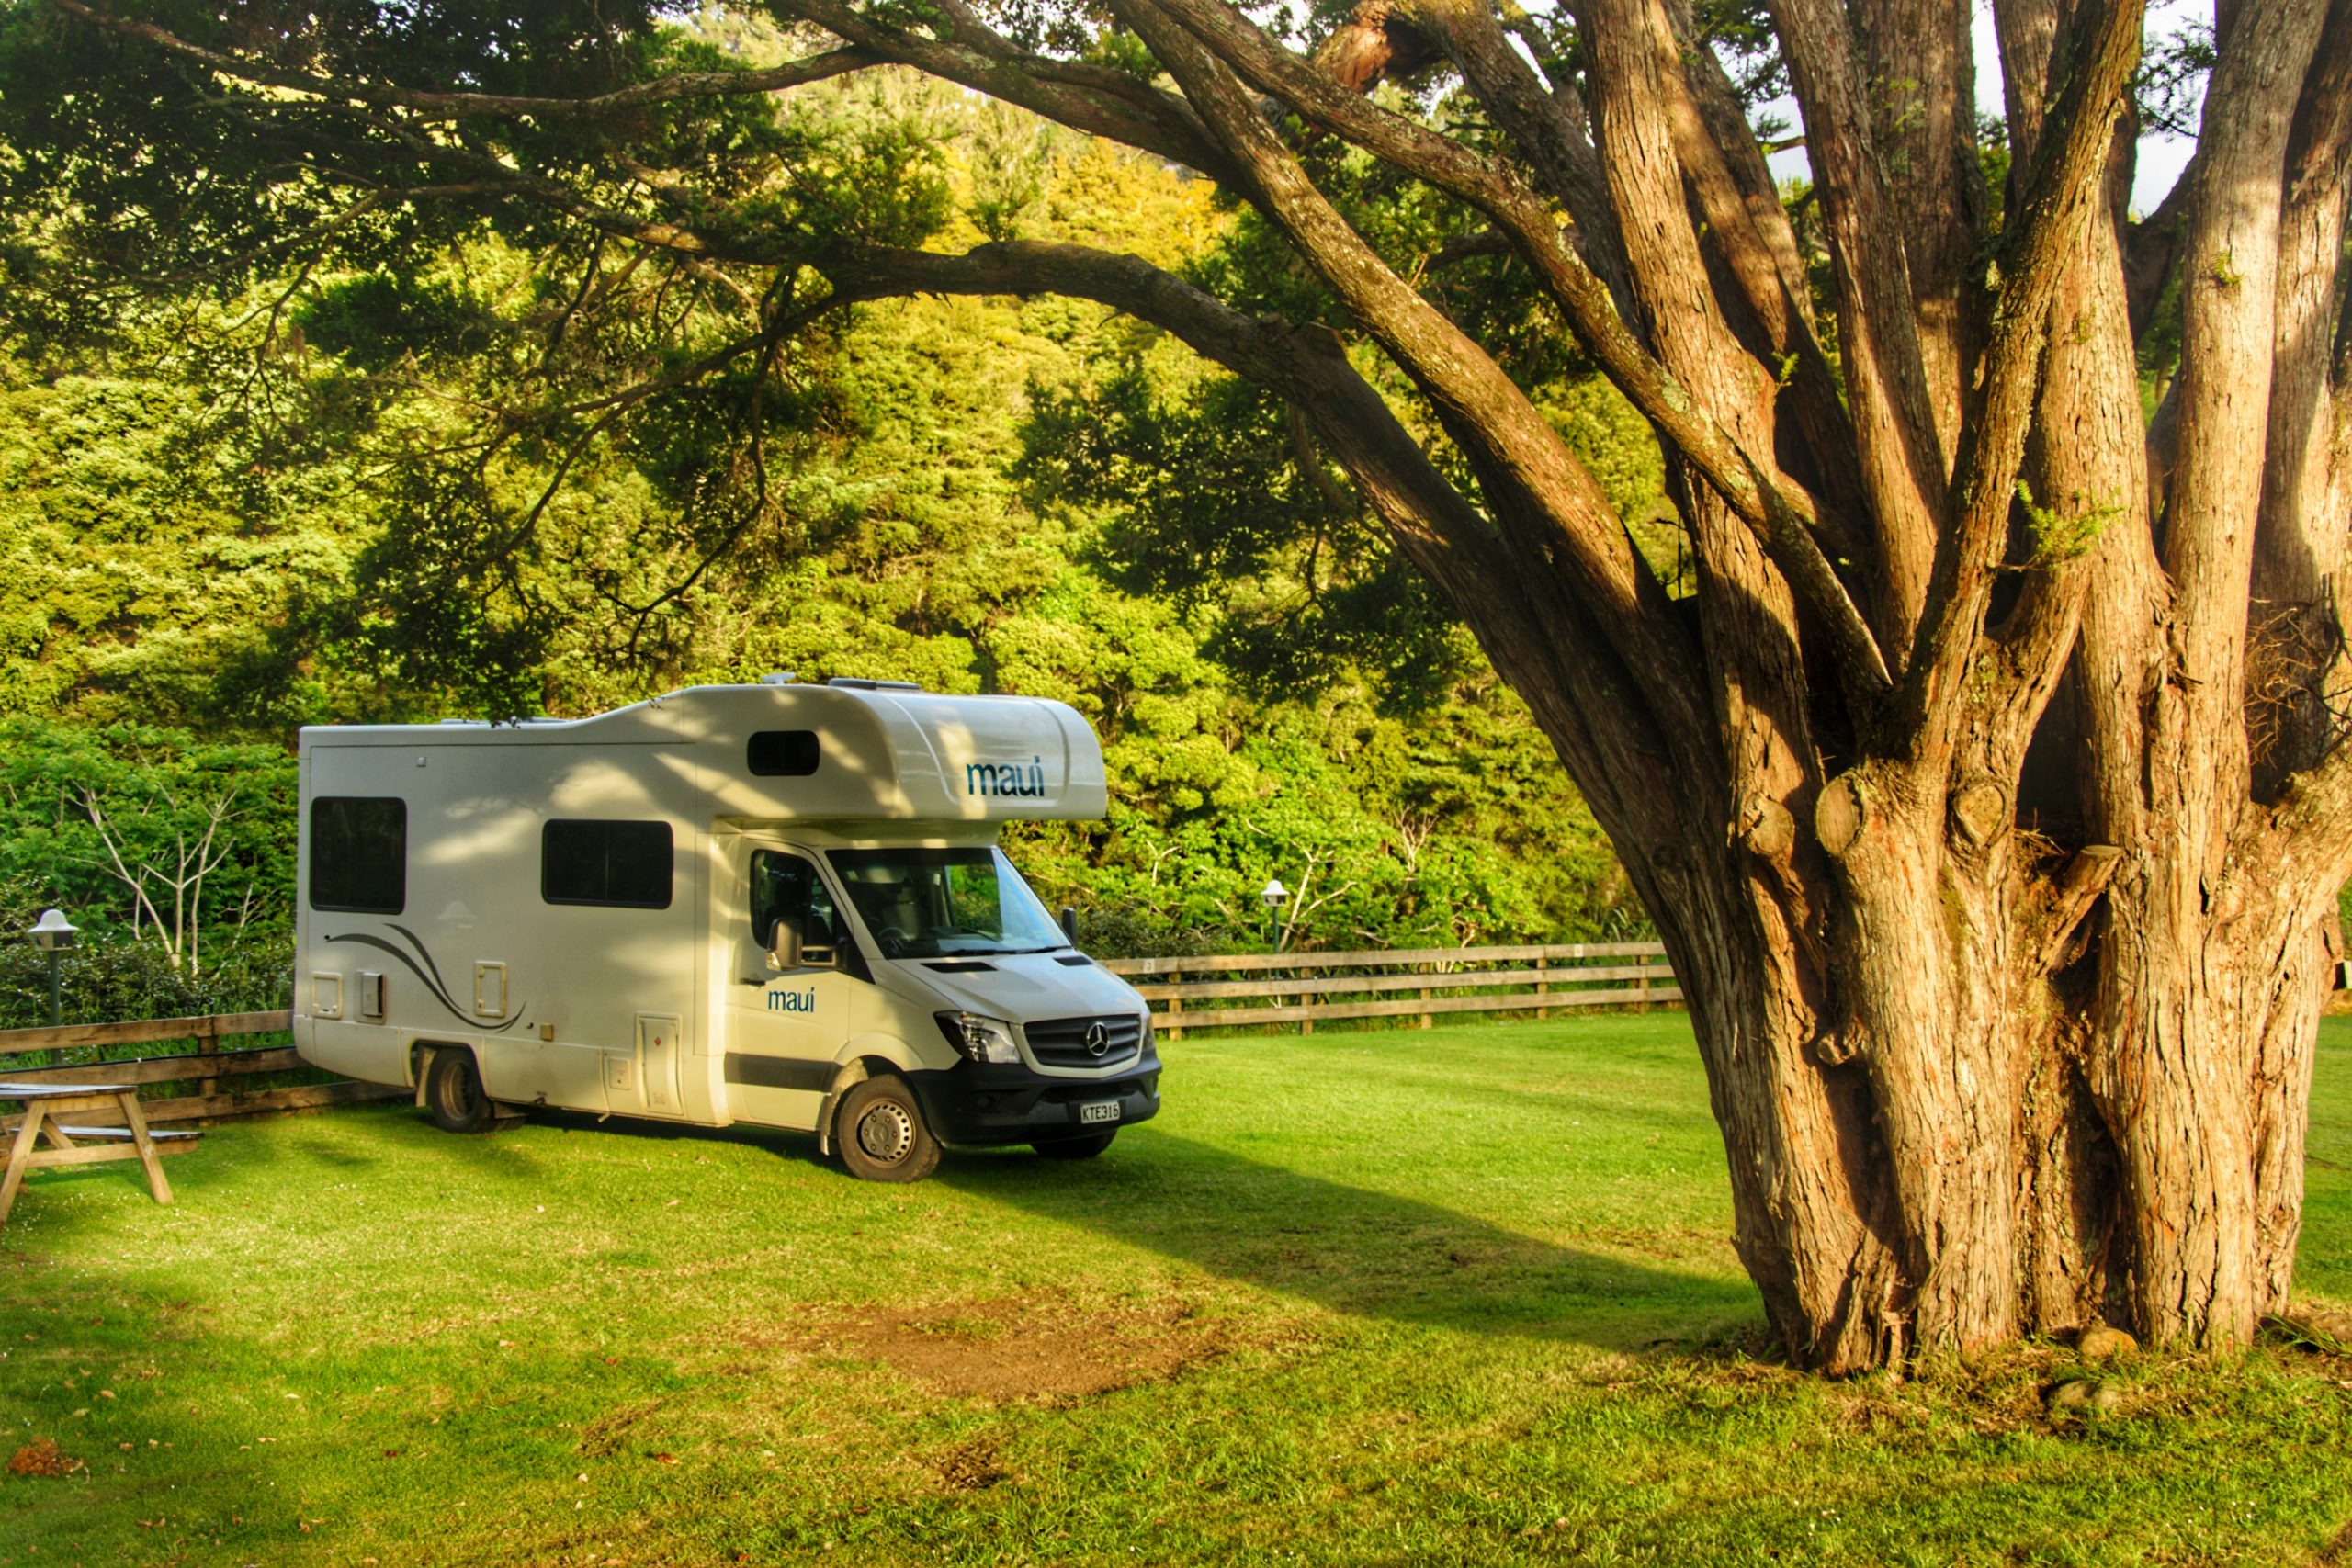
[324,928,529,1032]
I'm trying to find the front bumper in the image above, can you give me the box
[907,1050,1162,1146]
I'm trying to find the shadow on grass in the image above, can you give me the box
[936,1130,1759,1351]
[481,1109,1753,1351]
[435,1108,1757,1353]
[5,1100,1754,1360]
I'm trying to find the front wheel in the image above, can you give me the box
[1033,1131,1116,1160]
[424,1049,493,1134]
[836,1076,942,1183]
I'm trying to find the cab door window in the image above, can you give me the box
[750,851,863,977]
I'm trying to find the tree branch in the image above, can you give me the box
[818,237,1694,840]
[763,0,1238,182]
[1765,0,1955,632]
[1144,0,1892,694]
[1900,0,2144,761]
[49,0,876,118]
[1106,0,1724,745]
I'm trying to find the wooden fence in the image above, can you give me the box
[1101,942,1678,1039]
[0,942,1675,1125]
[0,1011,402,1130]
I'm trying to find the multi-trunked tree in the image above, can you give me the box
[15,0,2350,1369]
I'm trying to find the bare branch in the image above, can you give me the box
[1144,0,1891,693]
[1902,0,2144,759]
[764,0,1238,181]
[814,237,1690,836]
[2165,0,2334,771]
[1766,0,1955,630]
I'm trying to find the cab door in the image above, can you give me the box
[720,840,866,1131]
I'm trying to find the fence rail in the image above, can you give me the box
[1099,942,1676,1038]
[0,1010,402,1129]
[0,942,1676,1122]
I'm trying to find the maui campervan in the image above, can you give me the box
[289,678,1159,1181]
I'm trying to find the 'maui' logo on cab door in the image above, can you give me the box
[766,987,818,1013]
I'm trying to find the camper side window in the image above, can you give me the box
[747,730,820,776]
[310,797,406,914]
[542,820,674,909]
[750,852,844,963]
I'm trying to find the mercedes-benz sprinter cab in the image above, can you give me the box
[289,677,1160,1181]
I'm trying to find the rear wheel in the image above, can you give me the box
[1033,1131,1116,1159]
[836,1077,942,1183]
[424,1050,494,1134]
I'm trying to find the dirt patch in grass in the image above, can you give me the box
[933,1434,1010,1491]
[733,1292,1239,1404]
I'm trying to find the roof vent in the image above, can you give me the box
[757,671,797,686]
[825,677,922,692]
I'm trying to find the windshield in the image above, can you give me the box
[826,847,1069,959]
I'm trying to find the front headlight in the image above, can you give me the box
[935,1011,1023,1064]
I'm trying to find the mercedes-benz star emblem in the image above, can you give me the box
[1083,1021,1112,1057]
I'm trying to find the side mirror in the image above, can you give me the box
[1057,905,1080,947]
[770,916,803,971]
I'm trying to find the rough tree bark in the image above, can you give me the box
[42,0,2352,1370]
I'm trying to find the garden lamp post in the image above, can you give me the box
[1260,878,1289,954]
[26,908,77,1028]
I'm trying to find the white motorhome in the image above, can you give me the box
[290,678,1159,1181]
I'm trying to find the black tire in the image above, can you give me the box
[424,1049,494,1134]
[1033,1131,1116,1160]
[836,1076,942,1183]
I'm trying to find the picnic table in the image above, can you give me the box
[0,1082,198,1224]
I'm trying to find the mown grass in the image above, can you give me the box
[4,1014,2349,1567]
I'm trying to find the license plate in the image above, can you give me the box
[1078,1100,1121,1125]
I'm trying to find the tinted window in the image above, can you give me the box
[542,819,673,909]
[747,730,820,776]
[310,797,406,914]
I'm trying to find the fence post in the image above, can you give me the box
[1536,955,1550,1021]
[1165,967,1183,1043]
[1637,956,1653,1013]
[197,1014,221,1099]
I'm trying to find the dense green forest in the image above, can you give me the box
[0,59,1665,1024]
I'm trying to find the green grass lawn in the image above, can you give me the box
[5,1014,2350,1567]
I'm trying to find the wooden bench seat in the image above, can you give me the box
[54,1125,202,1145]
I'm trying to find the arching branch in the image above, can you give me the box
[50,0,876,118]
[816,239,1690,842]
[1901,0,2144,762]
[1143,0,1893,695]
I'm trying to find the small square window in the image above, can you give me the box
[310,797,406,914]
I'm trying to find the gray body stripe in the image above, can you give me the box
[724,1054,835,1093]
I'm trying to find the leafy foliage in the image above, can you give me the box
[0,17,1658,975]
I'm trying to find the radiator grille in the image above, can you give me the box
[1023,1014,1144,1066]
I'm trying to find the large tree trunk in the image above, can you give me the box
[1628,790,2328,1372]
